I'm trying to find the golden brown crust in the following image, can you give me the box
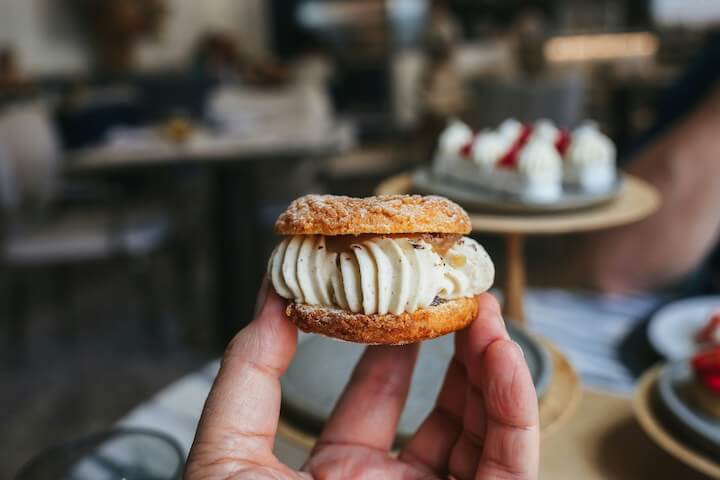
[285,297,479,345]
[275,194,471,236]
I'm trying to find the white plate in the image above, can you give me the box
[648,296,720,360]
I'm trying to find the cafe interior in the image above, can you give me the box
[2,0,720,478]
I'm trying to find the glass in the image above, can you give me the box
[16,428,184,480]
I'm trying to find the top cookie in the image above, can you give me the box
[275,194,471,236]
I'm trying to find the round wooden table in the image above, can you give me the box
[376,173,661,324]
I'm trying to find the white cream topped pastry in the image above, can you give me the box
[510,139,563,201]
[432,118,617,200]
[518,139,563,177]
[472,131,507,170]
[565,123,616,192]
[498,118,523,140]
[532,119,560,142]
[567,124,615,168]
[439,119,473,155]
[269,235,494,316]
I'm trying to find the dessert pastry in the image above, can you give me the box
[696,310,720,345]
[432,119,478,184]
[691,346,720,419]
[432,118,617,201]
[268,194,495,344]
[564,122,616,193]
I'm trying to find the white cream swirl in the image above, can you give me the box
[498,118,523,140]
[439,119,473,155]
[532,119,559,142]
[268,235,494,315]
[472,131,508,170]
[567,124,616,167]
[517,139,563,178]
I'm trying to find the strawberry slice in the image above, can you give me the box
[459,138,474,158]
[555,129,572,156]
[698,372,720,393]
[498,124,532,169]
[692,345,720,376]
[696,311,720,343]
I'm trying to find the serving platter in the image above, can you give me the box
[656,361,720,452]
[633,366,720,478]
[648,295,720,360]
[281,323,552,441]
[412,167,623,214]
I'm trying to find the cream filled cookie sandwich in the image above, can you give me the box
[268,194,494,344]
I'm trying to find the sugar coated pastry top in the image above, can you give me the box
[275,194,472,236]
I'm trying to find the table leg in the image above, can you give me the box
[212,163,261,347]
[503,233,527,326]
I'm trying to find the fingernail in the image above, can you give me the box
[253,278,269,318]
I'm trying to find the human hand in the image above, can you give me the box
[185,286,539,479]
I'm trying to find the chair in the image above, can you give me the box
[0,101,175,364]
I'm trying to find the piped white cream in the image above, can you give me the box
[268,235,494,315]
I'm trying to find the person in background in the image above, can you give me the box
[582,33,720,295]
[422,0,465,120]
[65,0,166,74]
[0,47,33,101]
[192,32,290,87]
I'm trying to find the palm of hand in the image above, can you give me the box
[186,291,538,480]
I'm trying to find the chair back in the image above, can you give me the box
[0,101,62,211]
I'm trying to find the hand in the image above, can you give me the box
[186,285,539,479]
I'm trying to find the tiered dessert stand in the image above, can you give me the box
[376,172,660,325]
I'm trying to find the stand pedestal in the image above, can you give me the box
[504,234,526,324]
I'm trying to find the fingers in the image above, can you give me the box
[314,343,419,453]
[475,340,539,480]
[448,294,511,480]
[400,293,507,477]
[189,287,297,464]
[398,334,466,474]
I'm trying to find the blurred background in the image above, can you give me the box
[2,0,720,477]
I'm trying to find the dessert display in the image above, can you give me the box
[268,194,495,344]
[696,310,720,345]
[433,118,617,202]
[691,346,720,419]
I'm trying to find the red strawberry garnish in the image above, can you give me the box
[459,138,474,158]
[693,346,720,394]
[555,129,572,156]
[696,311,720,343]
[498,124,532,169]
[692,346,720,376]
[699,373,720,393]
[517,123,532,145]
